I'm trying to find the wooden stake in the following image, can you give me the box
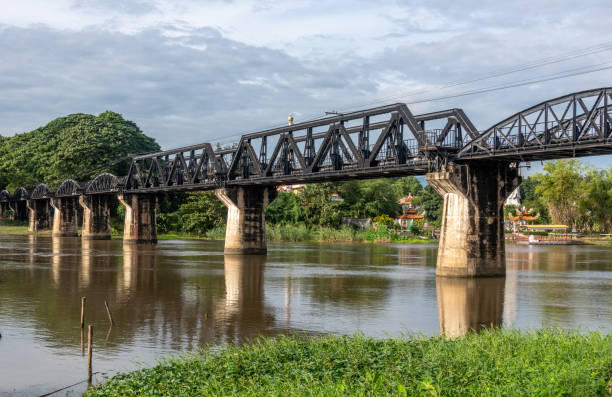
[87,325,93,383]
[80,297,86,328]
[104,300,114,326]
[80,328,84,356]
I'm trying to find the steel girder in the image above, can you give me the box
[30,183,51,200]
[124,143,224,190]
[85,173,120,194]
[119,104,468,192]
[55,179,82,197]
[458,87,612,161]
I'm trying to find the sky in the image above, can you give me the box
[1,0,612,170]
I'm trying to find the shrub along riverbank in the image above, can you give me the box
[0,223,436,243]
[85,330,611,396]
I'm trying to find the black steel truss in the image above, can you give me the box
[30,183,51,200]
[458,87,612,161]
[55,179,82,197]
[6,87,612,197]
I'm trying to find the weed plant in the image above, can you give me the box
[85,330,611,396]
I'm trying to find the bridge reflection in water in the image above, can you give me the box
[3,236,611,394]
[436,277,505,338]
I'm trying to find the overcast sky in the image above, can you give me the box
[1,0,612,168]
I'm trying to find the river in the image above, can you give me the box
[0,234,610,395]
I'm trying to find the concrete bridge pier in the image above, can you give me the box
[10,202,28,221]
[79,195,112,239]
[0,202,9,219]
[118,193,158,243]
[426,161,521,277]
[27,199,51,232]
[215,186,277,254]
[50,197,79,237]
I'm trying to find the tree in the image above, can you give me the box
[519,176,550,223]
[266,192,303,224]
[393,176,423,198]
[297,183,343,227]
[577,169,612,232]
[0,111,160,191]
[340,179,400,218]
[416,185,443,223]
[176,191,226,235]
[534,160,584,227]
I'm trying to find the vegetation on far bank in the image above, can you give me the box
[84,330,612,397]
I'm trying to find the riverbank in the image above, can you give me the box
[85,330,611,396]
[0,224,437,244]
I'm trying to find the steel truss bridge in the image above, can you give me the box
[2,87,612,203]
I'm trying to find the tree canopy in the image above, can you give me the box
[0,111,160,191]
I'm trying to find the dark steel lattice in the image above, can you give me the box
[85,173,120,194]
[459,87,612,161]
[55,179,82,197]
[30,183,51,200]
[14,187,28,201]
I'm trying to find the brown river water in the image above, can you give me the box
[0,234,610,396]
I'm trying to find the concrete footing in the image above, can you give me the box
[79,195,112,240]
[50,197,79,237]
[27,199,51,231]
[118,194,158,243]
[216,187,277,254]
[426,161,520,277]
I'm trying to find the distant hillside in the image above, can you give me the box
[0,111,160,191]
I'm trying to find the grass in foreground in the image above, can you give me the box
[85,330,611,396]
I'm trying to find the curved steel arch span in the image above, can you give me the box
[14,187,29,201]
[30,183,52,200]
[458,87,612,161]
[55,179,82,197]
[85,173,119,194]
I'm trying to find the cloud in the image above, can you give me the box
[0,1,611,169]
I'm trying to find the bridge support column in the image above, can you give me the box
[0,202,8,219]
[215,186,277,254]
[10,202,28,221]
[50,197,79,237]
[27,199,51,231]
[79,195,112,240]
[118,194,158,243]
[426,161,520,277]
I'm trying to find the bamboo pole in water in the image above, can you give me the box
[80,297,86,328]
[104,300,114,326]
[87,325,93,383]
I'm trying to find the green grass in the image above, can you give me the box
[85,330,611,397]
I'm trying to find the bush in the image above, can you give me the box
[85,330,612,397]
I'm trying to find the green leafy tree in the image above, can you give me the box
[0,111,159,190]
[534,160,584,227]
[266,192,303,224]
[577,169,612,232]
[340,179,400,218]
[176,191,226,235]
[519,176,550,223]
[415,185,443,223]
[298,183,343,227]
[393,176,423,197]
